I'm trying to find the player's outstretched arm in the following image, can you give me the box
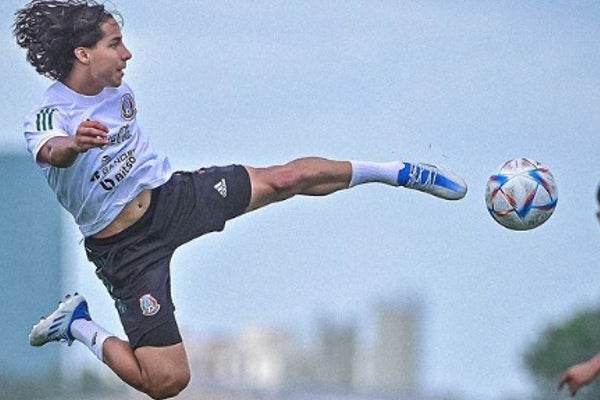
[559,353,600,396]
[38,120,109,168]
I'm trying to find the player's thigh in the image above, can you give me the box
[135,342,190,384]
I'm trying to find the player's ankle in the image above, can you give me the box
[349,161,403,187]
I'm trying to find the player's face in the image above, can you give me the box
[85,18,132,92]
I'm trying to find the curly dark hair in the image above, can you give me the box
[13,0,120,81]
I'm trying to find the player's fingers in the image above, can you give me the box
[77,125,108,138]
[75,124,110,149]
[76,121,109,144]
[80,119,109,132]
[75,132,109,151]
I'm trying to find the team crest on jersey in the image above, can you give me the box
[139,294,161,316]
[121,93,136,121]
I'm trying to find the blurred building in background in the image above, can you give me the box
[184,299,423,399]
[188,325,292,391]
[314,317,356,393]
[371,300,421,396]
[0,152,63,382]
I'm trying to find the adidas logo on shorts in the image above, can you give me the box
[214,178,228,198]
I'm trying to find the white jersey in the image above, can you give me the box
[24,81,173,237]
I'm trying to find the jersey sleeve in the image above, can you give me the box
[24,107,70,168]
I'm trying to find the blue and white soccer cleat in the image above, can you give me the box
[29,293,91,347]
[397,162,467,200]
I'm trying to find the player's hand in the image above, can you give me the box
[558,362,596,396]
[73,120,109,152]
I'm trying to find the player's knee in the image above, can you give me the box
[268,164,310,199]
[145,370,190,400]
[247,160,320,209]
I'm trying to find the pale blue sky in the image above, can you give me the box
[2,1,600,399]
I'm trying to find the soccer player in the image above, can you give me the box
[14,1,467,399]
[558,185,600,396]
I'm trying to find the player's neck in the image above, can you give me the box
[62,70,105,96]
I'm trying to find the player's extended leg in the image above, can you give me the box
[244,156,467,212]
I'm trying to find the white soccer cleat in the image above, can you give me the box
[29,293,90,347]
[397,162,467,200]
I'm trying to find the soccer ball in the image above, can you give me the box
[485,158,558,231]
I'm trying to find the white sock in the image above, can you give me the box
[349,160,405,187]
[70,319,115,362]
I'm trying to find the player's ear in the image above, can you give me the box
[73,47,91,64]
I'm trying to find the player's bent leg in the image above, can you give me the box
[29,294,188,399]
[103,341,189,400]
[134,343,190,400]
[244,157,352,212]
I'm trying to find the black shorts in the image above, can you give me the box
[84,165,251,349]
